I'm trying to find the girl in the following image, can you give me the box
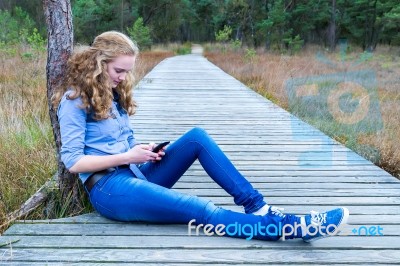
[53,31,349,242]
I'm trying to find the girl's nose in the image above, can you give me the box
[119,73,126,81]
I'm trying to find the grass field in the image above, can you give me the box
[204,44,400,179]
[0,45,174,233]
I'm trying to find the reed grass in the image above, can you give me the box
[204,44,400,178]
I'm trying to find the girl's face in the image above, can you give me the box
[106,55,136,88]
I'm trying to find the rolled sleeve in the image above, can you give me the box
[58,94,87,170]
[127,125,139,148]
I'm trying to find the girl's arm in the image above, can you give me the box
[58,95,161,174]
[69,144,159,173]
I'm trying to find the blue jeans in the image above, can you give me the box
[88,127,300,241]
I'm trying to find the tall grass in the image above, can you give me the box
[0,45,174,233]
[204,45,400,178]
[0,46,55,231]
[135,50,175,80]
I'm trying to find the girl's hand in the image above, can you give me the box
[125,143,166,164]
[148,142,166,162]
[125,144,158,164]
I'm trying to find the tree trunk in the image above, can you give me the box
[368,0,379,51]
[120,0,124,32]
[43,0,83,216]
[328,0,336,51]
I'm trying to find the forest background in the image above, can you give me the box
[1,0,399,232]
[2,0,400,49]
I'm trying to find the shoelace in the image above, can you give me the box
[269,206,286,218]
[310,211,327,224]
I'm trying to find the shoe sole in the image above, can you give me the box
[303,207,350,243]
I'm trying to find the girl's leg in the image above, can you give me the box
[139,127,266,214]
[89,167,301,241]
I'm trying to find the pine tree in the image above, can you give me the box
[127,17,152,50]
[341,0,394,51]
[258,0,293,51]
[381,4,400,45]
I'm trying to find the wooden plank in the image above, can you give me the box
[0,235,399,249]
[1,248,400,264]
[4,223,399,237]
[186,164,385,171]
[183,170,389,176]
[174,188,400,197]
[180,175,396,183]
[193,196,400,205]
[172,182,400,189]
[0,264,383,266]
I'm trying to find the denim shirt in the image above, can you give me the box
[57,91,139,183]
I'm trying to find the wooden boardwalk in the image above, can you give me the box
[1,47,400,265]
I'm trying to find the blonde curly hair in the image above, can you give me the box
[52,31,139,120]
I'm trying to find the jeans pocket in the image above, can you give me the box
[93,171,115,192]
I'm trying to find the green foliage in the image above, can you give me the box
[127,17,152,50]
[215,25,232,43]
[230,39,242,51]
[289,1,330,42]
[0,6,35,44]
[340,0,396,50]
[0,9,18,43]
[382,5,400,45]
[174,42,192,55]
[3,0,400,50]
[215,25,232,53]
[13,114,52,149]
[0,41,17,57]
[284,34,304,54]
[0,6,45,59]
[27,28,46,52]
[72,0,134,43]
[189,0,218,41]
[244,48,257,62]
[72,0,99,43]
[258,0,292,52]
[18,28,47,61]
[133,0,190,43]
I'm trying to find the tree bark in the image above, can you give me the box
[43,0,83,215]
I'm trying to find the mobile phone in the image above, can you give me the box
[152,141,170,153]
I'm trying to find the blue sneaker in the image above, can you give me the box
[302,207,349,242]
